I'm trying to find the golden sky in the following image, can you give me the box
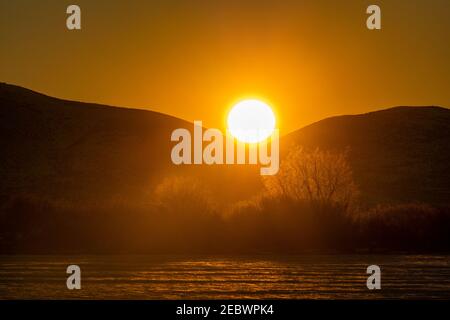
[1,0,449,133]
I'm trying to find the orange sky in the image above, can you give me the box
[1,0,449,133]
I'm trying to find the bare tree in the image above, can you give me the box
[263,146,358,209]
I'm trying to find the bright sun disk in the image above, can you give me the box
[227,99,276,143]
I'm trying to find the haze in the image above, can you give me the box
[1,0,449,133]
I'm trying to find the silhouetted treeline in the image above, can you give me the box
[1,193,449,254]
[1,148,449,254]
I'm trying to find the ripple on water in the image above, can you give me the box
[0,255,449,299]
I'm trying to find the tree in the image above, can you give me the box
[263,146,358,210]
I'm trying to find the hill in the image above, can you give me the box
[1,83,449,253]
[284,106,450,205]
[1,83,449,206]
[0,83,260,205]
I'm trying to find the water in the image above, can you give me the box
[0,255,449,299]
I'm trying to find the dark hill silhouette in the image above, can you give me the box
[0,83,260,205]
[1,83,449,206]
[284,106,450,205]
[1,83,449,254]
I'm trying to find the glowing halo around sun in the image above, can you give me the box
[227,99,276,143]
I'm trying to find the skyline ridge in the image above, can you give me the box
[2,81,448,135]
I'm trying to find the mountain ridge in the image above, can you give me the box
[1,82,449,205]
[285,105,450,205]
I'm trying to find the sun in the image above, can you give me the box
[227,99,276,143]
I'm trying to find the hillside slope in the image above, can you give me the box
[284,106,450,205]
[1,83,449,206]
[0,83,260,204]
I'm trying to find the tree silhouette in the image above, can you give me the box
[263,146,358,210]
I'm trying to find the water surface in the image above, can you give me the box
[0,255,449,299]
